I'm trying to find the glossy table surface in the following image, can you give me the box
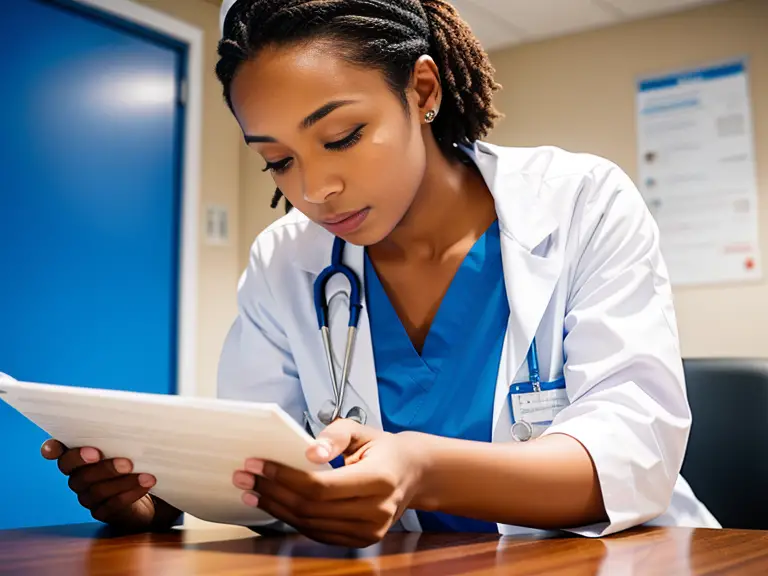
[1,524,767,575]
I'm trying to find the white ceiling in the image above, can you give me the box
[210,0,729,51]
[449,0,729,51]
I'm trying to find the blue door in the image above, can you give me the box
[0,0,186,529]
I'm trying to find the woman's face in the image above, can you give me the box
[229,39,438,246]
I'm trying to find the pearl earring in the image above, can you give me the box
[424,109,437,123]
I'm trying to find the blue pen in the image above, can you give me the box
[329,455,345,469]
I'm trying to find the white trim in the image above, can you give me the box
[72,0,203,398]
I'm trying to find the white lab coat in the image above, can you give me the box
[217,141,720,537]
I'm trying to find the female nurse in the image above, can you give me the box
[42,0,719,547]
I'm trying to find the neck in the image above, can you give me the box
[373,140,496,262]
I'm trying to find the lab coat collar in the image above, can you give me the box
[461,141,559,252]
[294,141,560,275]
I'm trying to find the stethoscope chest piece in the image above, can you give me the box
[316,400,368,427]
[317,400,337,426]
[511,420,533,442]
[344,405,367,425]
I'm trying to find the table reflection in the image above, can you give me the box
[63,524,703,576]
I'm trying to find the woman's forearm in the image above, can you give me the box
[404,432,608,530]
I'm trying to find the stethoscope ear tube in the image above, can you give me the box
[313,268,333,329]
[313,241,363,329]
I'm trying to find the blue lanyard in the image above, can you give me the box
[527,339,542,392]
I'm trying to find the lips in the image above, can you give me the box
[322,211,362,225]
[320,208,370,235]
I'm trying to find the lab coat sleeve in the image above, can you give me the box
[541,162,691,537]
[217,238,307,429]
[217,238,305,532]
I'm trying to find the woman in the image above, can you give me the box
[42,0,719,547]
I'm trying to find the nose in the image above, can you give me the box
[301,162,344,204]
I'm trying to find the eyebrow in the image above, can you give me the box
[301,99,356,129]
[244,134,277,144]
[243,99,357,144]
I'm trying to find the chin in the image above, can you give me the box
[340,219,390,247]
[341,229,381,247]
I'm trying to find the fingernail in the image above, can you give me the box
[244,459,264,476]
[138,474,156,488]
[42,442,51,453]
[314,439,332,460]
[242,492,260,507]
[232,471,255,490]
[81,447,100,463]
[114,459,132,474]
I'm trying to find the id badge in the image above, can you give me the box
[507,378,569,442]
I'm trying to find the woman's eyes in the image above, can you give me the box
[324,124,366,151]
[261,125,367,175]
[262,158,292,175]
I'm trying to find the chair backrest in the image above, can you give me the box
[681,358,768,530]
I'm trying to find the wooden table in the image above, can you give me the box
[1,524,767,575]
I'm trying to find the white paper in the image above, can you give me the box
[636,59,761,286]
[0,374,327,526]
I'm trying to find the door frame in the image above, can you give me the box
[70,0,203,397]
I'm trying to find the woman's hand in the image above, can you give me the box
[232,420,426,547]
[41,440,180,532]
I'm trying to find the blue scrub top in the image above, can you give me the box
[364,220,509,533]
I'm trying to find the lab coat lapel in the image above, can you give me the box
[467,143,564,435]
[493,232,562,432]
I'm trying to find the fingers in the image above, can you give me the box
[68,458,135,493]
[232,470,255,491]
[77,474,154,511]
[41,439,66,460]
[244,475,392,524]
[41,440,157,527]
[91,486,152,524]
[254,491,385,547]
[309,419,373,464]
[56,446,102,476]
[245,458,389,501]
[41,440,103,476]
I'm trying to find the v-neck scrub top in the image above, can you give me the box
[364,220,509,533]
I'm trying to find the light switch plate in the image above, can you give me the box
[205,205,229,246]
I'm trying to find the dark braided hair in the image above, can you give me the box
[216,0,501,212]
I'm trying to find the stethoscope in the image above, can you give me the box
[309,237,368,428]
[307,237,557,442]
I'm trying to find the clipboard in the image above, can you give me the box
[0,374,326,526]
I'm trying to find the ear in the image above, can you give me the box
[409,55,442,122]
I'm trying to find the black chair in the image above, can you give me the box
[681,358,768,530]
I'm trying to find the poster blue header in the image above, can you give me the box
[638,61,745,92]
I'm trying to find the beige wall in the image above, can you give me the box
[488,0,767,359]
[136,0,243,398]
[139,0,767,392]
[238,144,281,272]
